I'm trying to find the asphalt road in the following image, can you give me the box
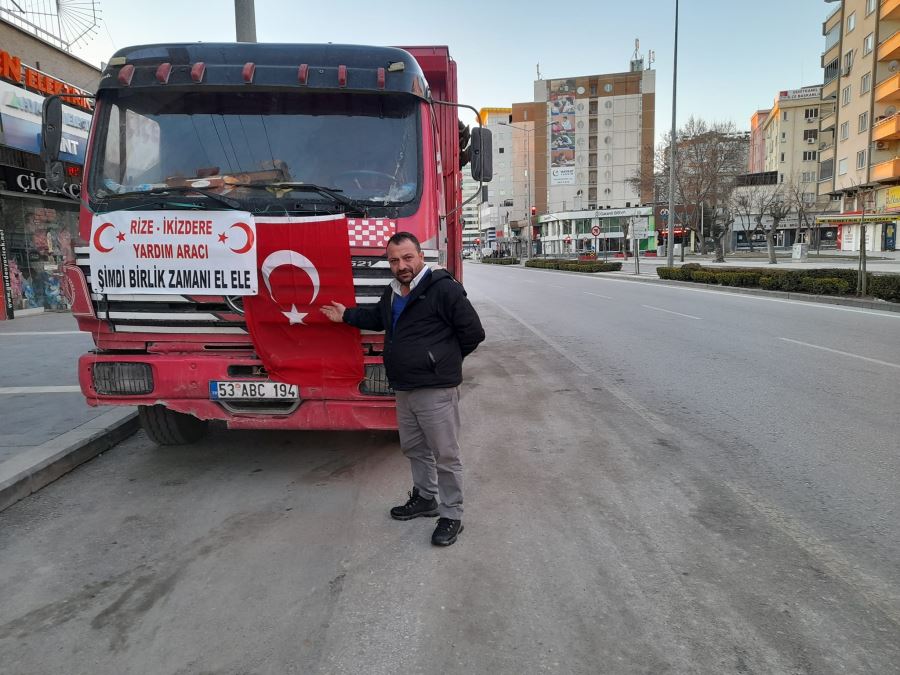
[1,266,898,674]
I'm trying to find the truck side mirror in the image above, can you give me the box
[470,127,492,182]
[41,95,65,191]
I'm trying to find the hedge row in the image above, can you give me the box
[525,259,623,273]
[656,265,900,302]
[480,257,519,265]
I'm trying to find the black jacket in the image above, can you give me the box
[343,269,484,390]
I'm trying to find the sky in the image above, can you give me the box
[60,0,834,145]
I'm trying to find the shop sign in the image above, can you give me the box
[0,49,92,110]
[885,186,900,211]
[0,81,90,164]
[1,166,80,200]
[0,229,13,319]
[89,211,258,295]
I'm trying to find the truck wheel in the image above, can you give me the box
[138,405,208,445]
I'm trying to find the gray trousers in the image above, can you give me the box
[395,386,463,520]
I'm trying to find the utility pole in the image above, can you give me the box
[858,189,869,296]
[235,0,257,42]
[666,0,679,268]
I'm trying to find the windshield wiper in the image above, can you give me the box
[232,182,365,213]
[100,186,242,210]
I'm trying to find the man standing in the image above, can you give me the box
[321,232,484,546]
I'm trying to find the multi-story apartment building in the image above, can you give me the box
[817,0,899,252]
[460,174,481,251]
[478,107,514,253]
[763,87,823,199]
[749,109,771,173]
[510,59,655,256]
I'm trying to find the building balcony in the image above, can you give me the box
[871,157,900,181]
[882,0,900,22]
[875,72,900,102]
[873,113,900,140]
[878,30,900,62]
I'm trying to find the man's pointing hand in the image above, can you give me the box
[320,301,346,323]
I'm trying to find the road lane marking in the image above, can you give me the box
[0,331,83,336]
[641,304,703,320]
[0,386,82,394]
[584,292,612,299]
[485,297,675,438]
[779,338,900,370]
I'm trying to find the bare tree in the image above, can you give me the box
[764,188,791,264]
[783,177,817,248]
[665,117,749,255]
[708,205,733,263]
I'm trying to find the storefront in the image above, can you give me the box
[0,45,93,319]
[815,213,894,253]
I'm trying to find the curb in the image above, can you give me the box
[598,273,900,313]
[494,263,900,313]
[0,407,139,513]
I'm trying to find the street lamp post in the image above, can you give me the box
[666,0,679,268]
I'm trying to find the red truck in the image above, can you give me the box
[41,43,491,444]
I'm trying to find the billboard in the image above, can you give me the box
[549,79,576,186]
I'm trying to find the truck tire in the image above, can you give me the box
[138,405,208,445]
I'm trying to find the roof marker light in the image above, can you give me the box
[338,65,347,87]
[155,63,172,84]
[191,62,206,83]
[242,62,256,83]
[298,63,308,85]
[117,64,135,86]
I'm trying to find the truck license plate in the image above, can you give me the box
[210,381,299,400]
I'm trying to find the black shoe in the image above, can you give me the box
[390,488,439,521]
[431,517,464,546]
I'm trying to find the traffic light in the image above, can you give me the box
[530,206,536,216]
[474,238,481,245]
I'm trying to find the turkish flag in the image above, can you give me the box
[243,214,363,396]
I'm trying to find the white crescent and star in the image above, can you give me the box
[260,249,321,325]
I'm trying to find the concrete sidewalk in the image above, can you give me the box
[0,312,138,511]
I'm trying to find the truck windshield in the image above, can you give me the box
[88,90,421,214]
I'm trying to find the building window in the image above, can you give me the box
[840,121,850,140]
[803,129,818,141]
[864,33,874,55]
[838,157,848,175]
[779,173,784,183]
[780,152,785,163]
[847,12,856,33]
[782,110,788,121]
[842,85,851,106]
[802,192,815,205]
[801,171,815,183]
[498,147,504,154]
[804,108,819,119]
[857,149,867,169]
[781,131,787,142]
[867,0,876,15]
[861,72,871,95]
[844,51,854,72]
[859,111,869,133]
[803,151,818,161]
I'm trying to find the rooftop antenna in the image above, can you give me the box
[647,49,656,70]
[0,0,100,53]
[630,38,644,72]
[537,62,542,80]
